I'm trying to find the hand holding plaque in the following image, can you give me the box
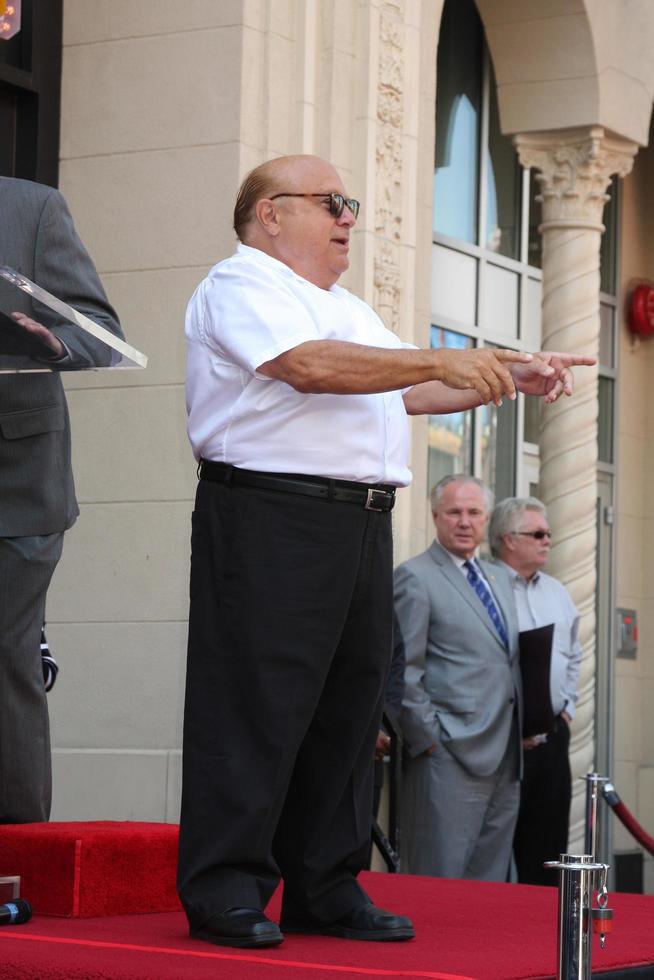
[4,312,65,359]
[0,266,146,372]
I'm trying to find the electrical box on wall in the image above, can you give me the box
[616,608,638,659]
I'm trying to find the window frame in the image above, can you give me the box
[0,0,63,185]
[431,22,620,501]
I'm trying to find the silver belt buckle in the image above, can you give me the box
[365,488,391,512]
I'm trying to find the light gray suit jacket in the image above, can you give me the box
[394,540,523,778]
[0,177,122,536]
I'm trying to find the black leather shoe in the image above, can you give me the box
[283,903,414,942]
[191,907,283,948]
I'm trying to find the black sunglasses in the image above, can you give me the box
[514,530,552,540]
[269,192,360,220]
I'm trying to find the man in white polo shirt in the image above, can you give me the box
[177,153,593,949]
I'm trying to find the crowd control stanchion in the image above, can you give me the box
[370,707,402,873]
[602,781,654,857]
[544,854,612,980]
[582,772,609,858]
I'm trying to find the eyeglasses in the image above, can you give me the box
[513,530,552,540]
[269,192,360,220]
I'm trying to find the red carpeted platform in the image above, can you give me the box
[0,821,179,916]
[1,871,653,980]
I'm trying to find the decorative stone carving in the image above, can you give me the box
[516,127,637,230]
[515,127,638,851]
[374,1,405,331]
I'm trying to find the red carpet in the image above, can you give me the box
[1,872,653,980]
[0,821,179,916]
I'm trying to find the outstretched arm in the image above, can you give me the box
[402,352,596,415]
[510,351,596,402]
[259,340,533,407]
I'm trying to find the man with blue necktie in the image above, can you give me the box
[394,474,522,880]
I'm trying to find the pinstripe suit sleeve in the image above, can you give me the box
[394,560,442,757]
[33,187,122,368]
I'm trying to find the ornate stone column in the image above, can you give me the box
[514,127,637,850]
[373,0,405,334]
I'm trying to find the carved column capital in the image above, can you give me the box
[514,127,638,231]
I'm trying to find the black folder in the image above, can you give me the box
[518,623,555,737]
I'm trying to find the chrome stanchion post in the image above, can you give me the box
[582,772,609,858]
[545,854,609,980]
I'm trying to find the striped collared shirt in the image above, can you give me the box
[497,561,582,717]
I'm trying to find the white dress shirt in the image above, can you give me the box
[185,244,413,485]
[498,562,582,718]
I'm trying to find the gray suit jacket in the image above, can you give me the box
[0,177,122,536]
[394,540,523,778]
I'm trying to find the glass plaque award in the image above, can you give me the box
[0,266,147,373]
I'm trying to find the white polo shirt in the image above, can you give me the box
[185,243,413,486]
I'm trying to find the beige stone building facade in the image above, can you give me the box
[3,0,654,890]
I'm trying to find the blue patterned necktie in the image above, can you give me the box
[463,560,509,648]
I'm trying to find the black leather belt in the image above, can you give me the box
[199,460,396,512]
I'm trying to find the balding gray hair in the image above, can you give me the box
[489,496,548,558]
[430,474,494,514]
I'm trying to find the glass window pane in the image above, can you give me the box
[481,344,517,500]
[523,276,542,348]
[433,0,482,244]
[598,376,614,464]
[523,394,541,446]
[480,398,517,501]
[431,244,477,326]
[484,263,519,339]
[428,328,474,490]
[485,61,521,259]
[599,303,615,369]
[527,170,543,269]
[0,0,31,70]
[600,176,617,296]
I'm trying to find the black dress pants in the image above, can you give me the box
[513,716,572,885]
[177,477,393,930]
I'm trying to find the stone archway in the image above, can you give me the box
[477,0,654,147]
[477,1,598,138]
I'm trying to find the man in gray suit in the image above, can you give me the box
[0,176,122,824]
[394,474,522,880]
